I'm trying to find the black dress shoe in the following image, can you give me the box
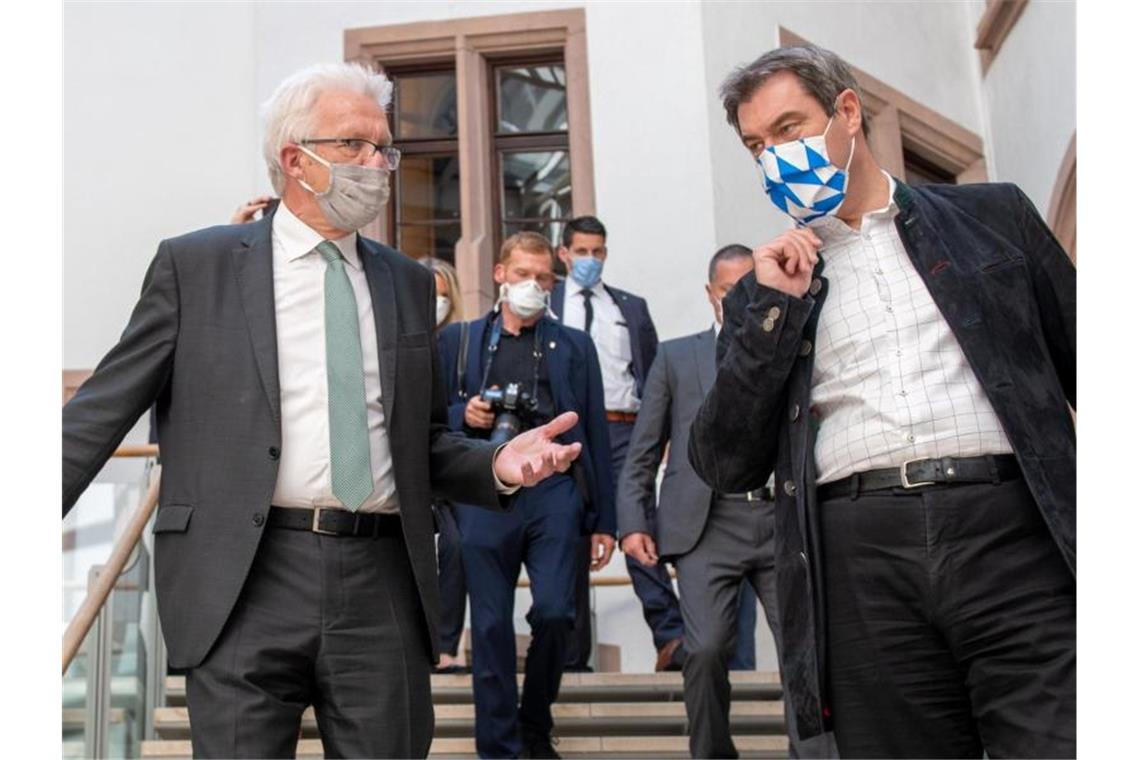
[520,728,561,759]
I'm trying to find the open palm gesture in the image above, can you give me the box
[492,411,583,487]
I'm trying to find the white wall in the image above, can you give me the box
[699,1,985,257]
[64,1,257,372]
[971,0,1076,214]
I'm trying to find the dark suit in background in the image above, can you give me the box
[63,217,505,757]
[619,327,811,757]
[551,279,683,669]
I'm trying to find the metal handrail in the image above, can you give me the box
[62,447,162,675]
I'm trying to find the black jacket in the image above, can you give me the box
[688,180,1075,739]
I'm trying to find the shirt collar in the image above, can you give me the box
[566,275,605,298]
[272,200,361,269]
[810,170,899,246]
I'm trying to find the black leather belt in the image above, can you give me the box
[719,486,775,502]
[817,454,1022,501]
[267,506,401,538]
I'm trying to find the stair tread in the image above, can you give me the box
[143,734,788,758]
[163,671,780,694]
[154,700,781,724]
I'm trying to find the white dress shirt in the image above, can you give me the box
[809,172,1013,484]
[270,202,399,513]
[562,277,640,413]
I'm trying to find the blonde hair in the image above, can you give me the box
[423,257,464,327]
[499,231,554,263]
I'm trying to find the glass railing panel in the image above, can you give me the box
[63,454,160,758]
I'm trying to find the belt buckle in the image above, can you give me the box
[311,507,338,536]
[899,458,935,489]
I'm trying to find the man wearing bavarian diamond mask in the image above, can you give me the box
[62,62,586,759]
[689,45,1075,758]
[437,232,616,759]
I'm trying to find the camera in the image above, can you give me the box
[482,382,539,445]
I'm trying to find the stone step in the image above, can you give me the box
[153,700,785,740]
[162,671,783,706]
[142,734,789,759]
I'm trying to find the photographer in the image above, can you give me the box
[437,232,616,759]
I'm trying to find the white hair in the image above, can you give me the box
[260,62,394,194]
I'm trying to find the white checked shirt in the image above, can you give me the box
[270,201,399,513]
[810,172,1013,484]
[562,277,640,413]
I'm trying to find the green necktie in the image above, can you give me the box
[317,240,373,512]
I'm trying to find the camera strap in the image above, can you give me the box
[457,320,471,400]
[479,313,544,404]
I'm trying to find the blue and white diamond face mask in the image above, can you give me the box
[756,115,855,226]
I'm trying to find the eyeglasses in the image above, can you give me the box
[300,138,402,169]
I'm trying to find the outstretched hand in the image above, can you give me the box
[492,411,583,487]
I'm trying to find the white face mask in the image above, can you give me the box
[435,295,452,326]
[499,279,549,320]
[297,145,390,231]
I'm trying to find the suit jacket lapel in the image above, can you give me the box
[232,217,281,427]
[695,327,717,396]
[467,317,489,395]
[551,281,566,322]
[359,238,397,424]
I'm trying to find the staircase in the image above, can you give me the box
[141,671,789,758]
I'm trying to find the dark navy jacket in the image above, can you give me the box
[551,280,659,400]
[689,180,1076,740]
[438,312,617,536]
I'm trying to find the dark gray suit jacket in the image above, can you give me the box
[616,327,717,559]
[62,215,505,669]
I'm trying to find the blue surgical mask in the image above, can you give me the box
[569,255,604,289]
[756,114,854,226]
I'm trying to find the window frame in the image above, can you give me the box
[385,63,462,262]
[346,9,595,316]
[780,27,989,186]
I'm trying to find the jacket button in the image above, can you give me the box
[268,446,280,460]
[252,512,265,527]
[789,403,801,422]
[767,306,781,321]
[761,318,775,333]
[809,278,822,296]
[783,480,797,496]
[799,551,808,565]
[799,340,813,357]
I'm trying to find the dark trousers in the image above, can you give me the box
[435,500,466,656]
[676,497,819,759]
[567,419,684,668]
[821,476,1076,758]
[184,524,433,759]
[457,474,581,758]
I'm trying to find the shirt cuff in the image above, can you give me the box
[491,443,522,495]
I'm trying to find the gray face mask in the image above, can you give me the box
[297,145,390,232]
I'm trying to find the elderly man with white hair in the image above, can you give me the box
[61,62,584,758]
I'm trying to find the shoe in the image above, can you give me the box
[655,637,685,672]
[431,663,471,674]
[520,729,561,759]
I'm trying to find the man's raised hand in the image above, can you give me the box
[753,228,822,298]
[492,411,583,487]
